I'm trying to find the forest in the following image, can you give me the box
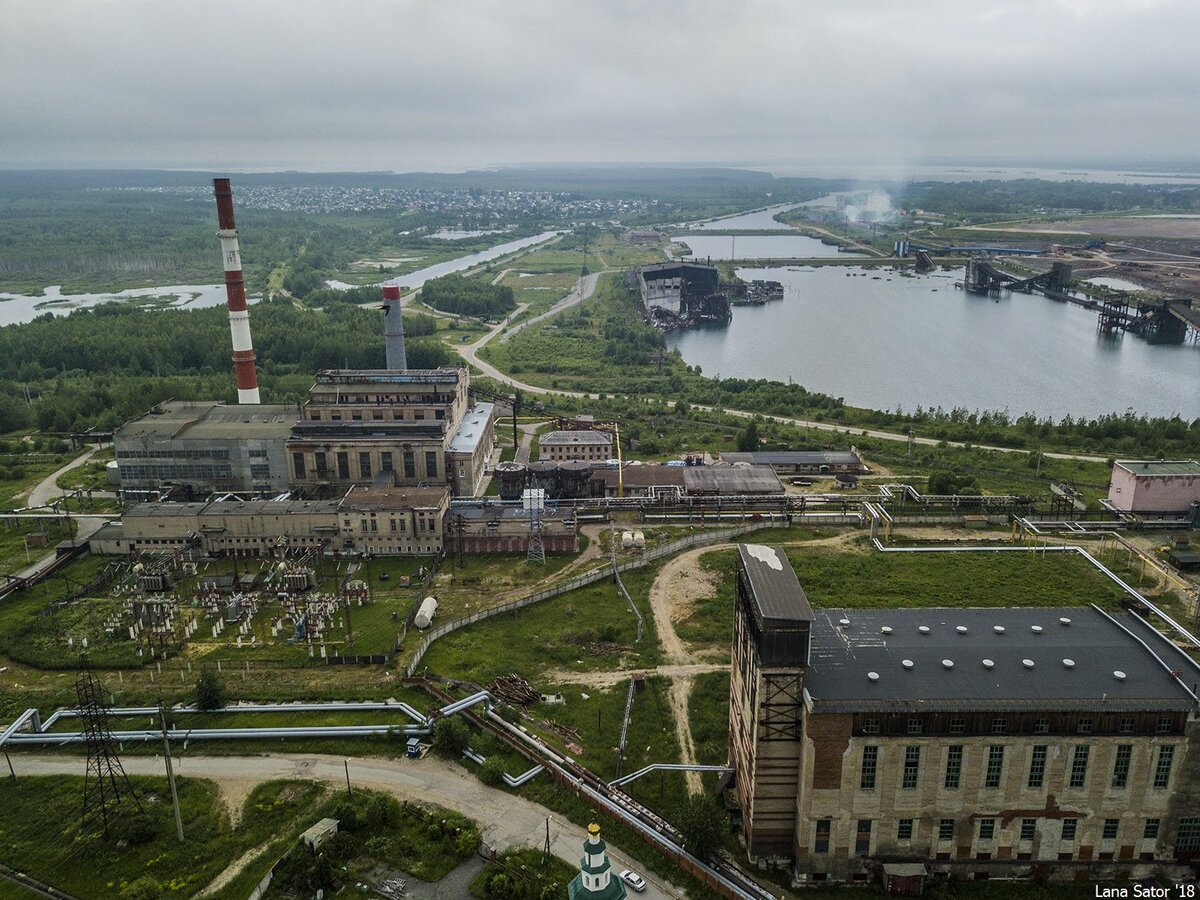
[420,273,516,318]
[0,299,452,434]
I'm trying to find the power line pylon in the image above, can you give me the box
[76,665,142,836]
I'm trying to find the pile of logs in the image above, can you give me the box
[489,673,540,706]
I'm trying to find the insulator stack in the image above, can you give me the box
[382,284,408,370]
[212,178,261,404]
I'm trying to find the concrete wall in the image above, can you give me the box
[1109,465,1200,513]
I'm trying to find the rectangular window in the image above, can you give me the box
[898,819,913,841]
[1028,745,1047,788]
[358,452,372,479]
[426,451,438,479]
[814,819,831,854]
[1112,744,1133,788]
[1119,716,1135,734]
[939,819,955,842]
[862,718,880,735]
[1034,717,1050,734]
[907,718,923,735]
[1020,819,1037,841]
[1176,819,1200,856]
[1062,819,1078,842]
[1144,819,1160,840]
[860,747,878,790]
[1153,745,1175,788]
[855,820,872,856]
[945,745,963,789]
[403,451,416,479]
[380,451,393,472]
[1070,745,1090,788]
[948,717,965,735]
[337,452,350,479]
[1103,819,1119,840]
[991,717,1007,734]
[985,745,1004,788]
[1077,717,1094,734]
[314,452,327,478]
[903,746,920,789]
[292,452,306,479]
[1156,716,1174,735]
[979,818,995,840]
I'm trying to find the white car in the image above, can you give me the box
[618,870,647,892]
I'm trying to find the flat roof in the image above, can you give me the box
[683,465,783,494]
[738,544,814,629]
[313,368,463,385]
[116,401,296,441]
[721,450,864,467]
[805,606,1199,712]
[1115,460,1200,477]
[591,465,687,488]
[451,504,571,521]
[448,402,494,454]
[341,485,449,510]
[539,430,613,447]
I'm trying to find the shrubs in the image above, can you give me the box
[194,669,226,711]
[431,717,470,758]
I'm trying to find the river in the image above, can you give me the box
[665,265,1200,420]
[0,231,561,326]
[672,233,862,261]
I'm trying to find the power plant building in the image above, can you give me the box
[113,401,294,496]
[730,544,1200,884]
[1107,460,1200,514]
[722,449,869,476]
[539,429,614,462]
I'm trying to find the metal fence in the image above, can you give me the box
[405,520,783,676]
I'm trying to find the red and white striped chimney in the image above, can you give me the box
[212,177,261,404]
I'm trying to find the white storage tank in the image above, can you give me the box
[621,531,635,550]
[414,596,439,629]
[632,531,646,549]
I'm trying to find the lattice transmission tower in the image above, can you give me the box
[76,666,142,836]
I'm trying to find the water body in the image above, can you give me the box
[1085,276,1147,292]
[760,163,1200,185]
[430,228,507,240]
[0,283,248,327]
[672,233,862,261]
[328,231,561,291]
[693,203,804,231]
[665,265,1200,420]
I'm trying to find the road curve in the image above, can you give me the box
[453,278,1106,463]
[11,752,687,899]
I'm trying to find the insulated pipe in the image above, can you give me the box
[382,284,407,370]
[212,178,260,404]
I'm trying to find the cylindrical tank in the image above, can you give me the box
[632,531,646,549]
[106,460,121,485]
[558,460,594,500]
[495,461,528,502]
[621,531,634,550]
[414,596,438,629]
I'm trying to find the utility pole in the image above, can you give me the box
[4,747,15,781]
[344,758,353,796]
[543,817,551,865]
[158,700,184,842]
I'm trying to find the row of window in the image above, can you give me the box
[813,817,1200,855]
[860,713,1180,738]
[310,408,447,422]
[116,449,231,460]
[120,464,234,480]
[293,450,439,481]
[860,743,1176,791]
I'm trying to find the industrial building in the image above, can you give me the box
[634,261,729,329]
[1107,460,1200,514]
[682,465,783,495]
[446,504,578,554]
[721,449,869,476]
[287,368,494,498]
[113,401,295,496]
[538,429,614,462]
[730,544,1200,884]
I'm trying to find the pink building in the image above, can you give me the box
[1107,460,1200,513]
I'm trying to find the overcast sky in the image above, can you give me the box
[2,0,1197,174]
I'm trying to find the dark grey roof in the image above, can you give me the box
[805,606,1199,712]
[683,465,782,494]
[722,450,864,467]
[738,544,814,629]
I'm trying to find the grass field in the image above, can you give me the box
[675,545,1133,651]
[0,776,325,899]
[55,447,116,492]
[0,516,76,572]
[1,451,77,506]
[419,562,664,683]
[470,847,575,899]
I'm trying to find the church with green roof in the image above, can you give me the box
[568,823,627,899]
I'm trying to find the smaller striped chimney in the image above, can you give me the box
[212,178,260,404]
[382,284,407,370]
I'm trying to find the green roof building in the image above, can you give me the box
[568,823,627,899]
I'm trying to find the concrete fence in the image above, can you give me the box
[405,521,783,676]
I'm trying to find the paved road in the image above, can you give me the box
[11,752,687,900]
[497,272,602,344]
[453,288,1106,464]
[25,446,100,509]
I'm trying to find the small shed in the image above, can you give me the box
[301,817,339,850]
[882,863,926,896]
